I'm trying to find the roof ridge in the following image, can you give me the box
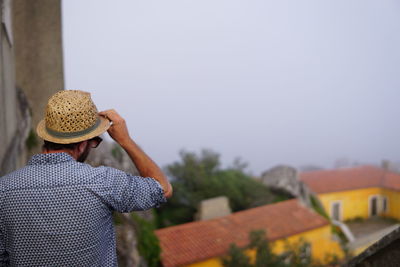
[380,169,400,190]
[300,165,382,175]
[156,199,300,231]
[300,165,389,194]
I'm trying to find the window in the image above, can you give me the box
[331,201,342,221]
[369,195,379,217]
[382,196,388,213]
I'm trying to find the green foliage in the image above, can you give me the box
[112,212,123,225]
[26,129,38,151]
[330,226,353,262]
[344,216,365,223]
[249,230,284,267]
[309,195,329,219]
[272,193,291,204]
[222,230,325,267]
[111,144,124,161]
[222,244,252,267]
[156,150,287,227]
[281,238,314,267]
[131,213,161,267]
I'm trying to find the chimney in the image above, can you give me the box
[195,196,231,221]
[381,160,391,171]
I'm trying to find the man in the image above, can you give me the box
[0,90,172,266]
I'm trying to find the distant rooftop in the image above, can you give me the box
[300,166,400,194]
[155,199,328,267]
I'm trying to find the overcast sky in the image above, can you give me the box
[62,0,400,175]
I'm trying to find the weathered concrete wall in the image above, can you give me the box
[0,0,15,173]
[0,87,31,176]
[12,0,64,154]
[1,0,64,174]
[0,0,30,176]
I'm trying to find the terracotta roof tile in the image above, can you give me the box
[155,199,328,267]
[300,166,400,194]
[382,172,400,191]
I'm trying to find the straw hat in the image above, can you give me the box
[36,90,110,144]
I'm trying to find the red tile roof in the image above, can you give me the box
[381,171,400,191]
[155,199,328,267]
[300,166,400,194]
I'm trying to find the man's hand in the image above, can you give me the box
[99,109,131,146]
[98,109,173,198]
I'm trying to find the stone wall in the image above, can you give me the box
[1,0,64,174]
[0,0,28,175]
[12,0,64,155]
[261,165,314,207]
[0,87,31,176]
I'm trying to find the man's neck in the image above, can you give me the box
[42,149,78,160]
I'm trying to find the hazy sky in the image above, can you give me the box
[62,0,400,175]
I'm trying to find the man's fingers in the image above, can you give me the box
[99,110,110,119]
[99,109,117,120]
[99,111,110,122]
[99,109,125,124]
[99,109,114,116]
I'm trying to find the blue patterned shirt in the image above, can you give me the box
[0,152,166,266]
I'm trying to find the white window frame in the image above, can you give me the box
[368,195,380,217]
[330,200,343,221]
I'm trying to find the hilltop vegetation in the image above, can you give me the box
[155,149,292,227]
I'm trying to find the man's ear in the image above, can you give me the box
[78,141,88,154]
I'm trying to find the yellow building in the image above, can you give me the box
[300,166,400,221]
[300,166,400,256]
[155,199,343,267]
[155,166,400,266]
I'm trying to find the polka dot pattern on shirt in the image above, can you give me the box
[0,152,166,267]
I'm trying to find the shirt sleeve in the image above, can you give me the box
[99,167,167,212]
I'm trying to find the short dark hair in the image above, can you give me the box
[43,140,82,151]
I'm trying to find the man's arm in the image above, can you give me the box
[99,109,173,198]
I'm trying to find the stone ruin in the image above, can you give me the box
[260,165,315,208]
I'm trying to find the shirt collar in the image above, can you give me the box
[28,152,75,165]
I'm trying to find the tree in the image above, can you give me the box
[222,244,252,267]
[155,150,290,227]
[222,230,318,267]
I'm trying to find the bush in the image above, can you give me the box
[222,230,323,267]
[156,150,290,227]
[131,213,161,267]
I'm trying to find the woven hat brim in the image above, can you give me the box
[36,116,111,144]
